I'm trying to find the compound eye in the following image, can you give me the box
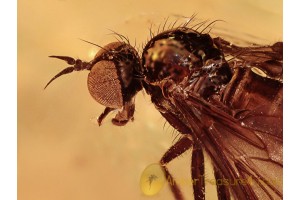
[87,60,123,108]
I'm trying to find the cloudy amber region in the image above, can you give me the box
[18,0,282,200]
[140,163,166,196]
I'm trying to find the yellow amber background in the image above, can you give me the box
[18,0,282,199]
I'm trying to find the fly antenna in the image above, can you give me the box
[44,66,74,89]
[45,55,91,89]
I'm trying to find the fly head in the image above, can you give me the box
[46,42,143,126]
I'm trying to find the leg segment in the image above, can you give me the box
[160,136,193,200]
[191,143,205,200]
[97,107,114,126]
[214,166,231,200]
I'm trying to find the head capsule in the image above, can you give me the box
[46,41,143,126]
[88,42,143,109]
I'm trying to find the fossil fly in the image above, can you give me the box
[45,19,283,200]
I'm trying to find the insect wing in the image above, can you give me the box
[170,86,282,199]
[214,37,283,81]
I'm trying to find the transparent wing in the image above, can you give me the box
[214,37,283,80]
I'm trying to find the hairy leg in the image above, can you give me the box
[160,136,193,200]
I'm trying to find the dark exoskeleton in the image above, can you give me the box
[46,26,282,200]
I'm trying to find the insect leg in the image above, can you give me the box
[97,100,136,126]
[214,167,231,200]
[160,136,193,200]
[97,107,115,126]
[160,165,184,200]
[191,143,205,200]
[111,100,135,126]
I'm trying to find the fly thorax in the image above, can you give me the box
[143,38,201,84]
[142,27,232,99]
[188,58,232,98]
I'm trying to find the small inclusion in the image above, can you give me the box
[140,163,166,196]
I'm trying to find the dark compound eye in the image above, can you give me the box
[87,42,142,109]
[88,60,124,108]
